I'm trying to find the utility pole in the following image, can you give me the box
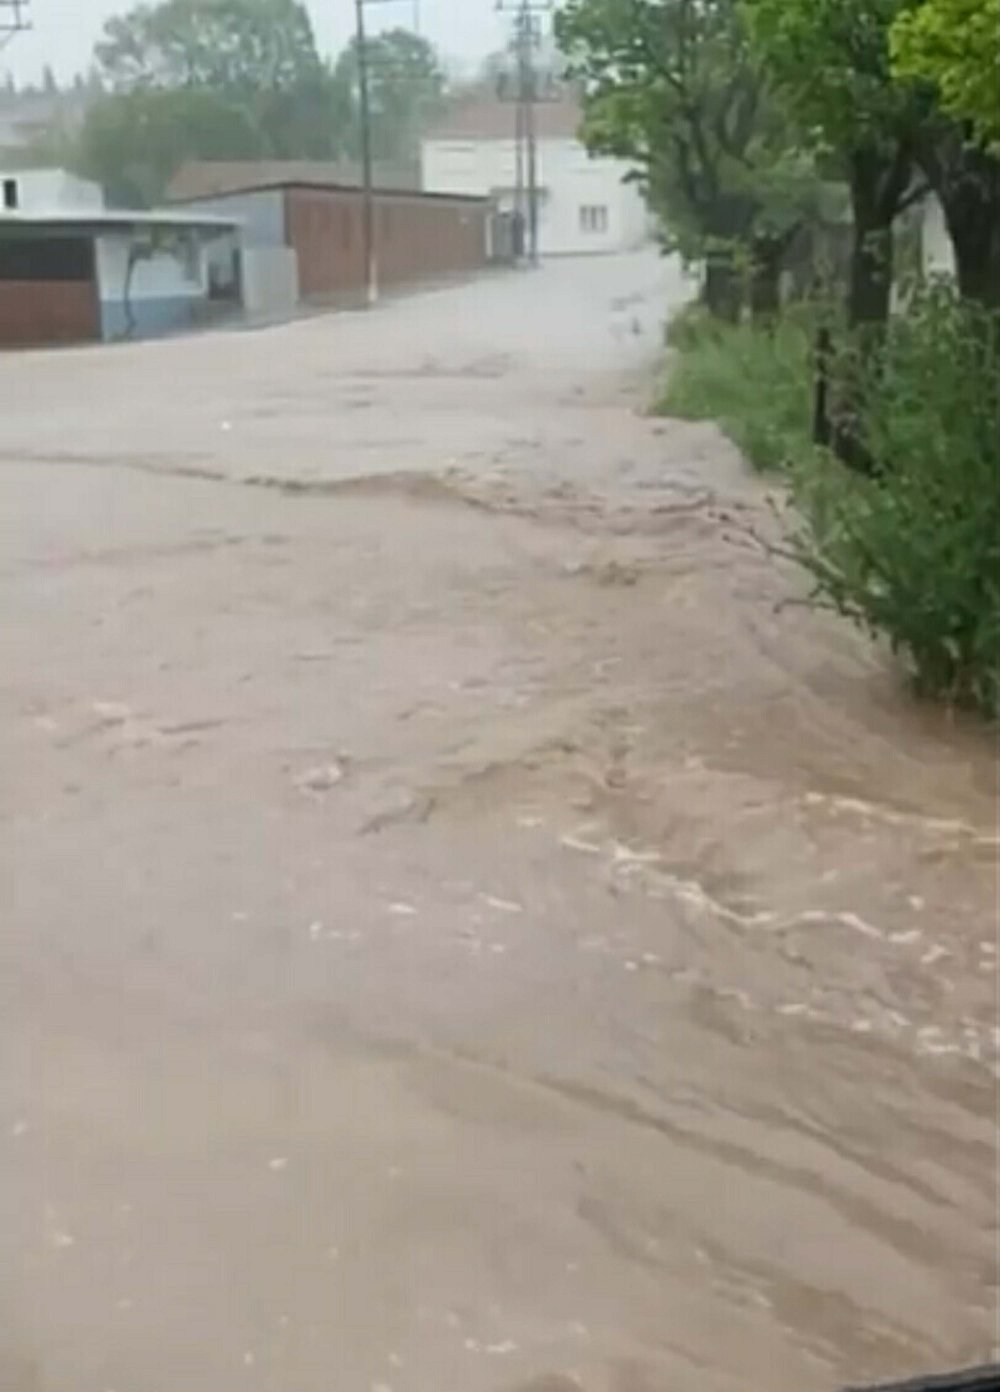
[354,0,378,306]
[497,0,551,266]
[0,0,31,51]
[518,11,532,258]
[522,1,539,265]
[354,0,421,306]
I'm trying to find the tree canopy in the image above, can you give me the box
[94,0,325,96]
[91,0,336,168]
[74,87,261,206]
[890,0,1000,144]
[741,0,929,160]
[47,0,448,203]
[331,28,446,167]
[556,0,822,315]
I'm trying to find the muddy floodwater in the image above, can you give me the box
[1,253,997,1392]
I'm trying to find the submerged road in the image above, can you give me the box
[1,253,996,1392]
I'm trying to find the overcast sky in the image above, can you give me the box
[2,0,521,85]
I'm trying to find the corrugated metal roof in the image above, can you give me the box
[425,96,582,142]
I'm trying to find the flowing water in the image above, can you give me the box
[1,253,996,1392]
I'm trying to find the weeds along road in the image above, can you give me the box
[1,253,996,1392]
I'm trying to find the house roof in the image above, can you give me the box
[167,159,419,202]
[0,207,241,233]
[425,95,582,142]
[170,178,487,207]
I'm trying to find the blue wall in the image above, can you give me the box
[99,295,198,342]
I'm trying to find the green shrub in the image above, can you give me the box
[786,288,1000,715]
[658,311,815,471]
[663,301,717,351]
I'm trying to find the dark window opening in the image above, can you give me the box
[3,178,18,210]
[0,235,95,282]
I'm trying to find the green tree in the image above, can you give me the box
[555,0,821,321]
[891,0,1000,145]
[93,0,336,159]
[331,28,446,168]
[73,86,260,205]
[96,0,321,93]
[744,0,932,332]
[892,0,1000,308]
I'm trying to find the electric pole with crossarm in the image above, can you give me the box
[0,0,30,51]
[495,0,554,266]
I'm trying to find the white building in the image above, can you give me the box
[421,96,650,256]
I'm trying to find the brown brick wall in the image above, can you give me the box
[0,279,99,347]
[284,187,487,302]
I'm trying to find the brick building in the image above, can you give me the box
[169,169,491,308]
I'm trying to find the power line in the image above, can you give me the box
[352,0,430,306]
[0,0,31,52]
[496,0,552,266]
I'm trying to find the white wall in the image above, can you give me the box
[174,187,285,248]
[95,228,211,339]
[421,137,649,255]
[242,246,299,319]
[96,230,207,303]
[921,192,955,279]
[0,167,103,212]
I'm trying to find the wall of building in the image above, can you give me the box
[95,229,208,340]
[0,278,98,347]
[0,231,99,347]
[0,168,104,212]
[282,187,488,302]
[421,137,649,256]
[175,187,286,248]
[242,246,299,320]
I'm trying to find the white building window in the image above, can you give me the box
[579,204,609,234]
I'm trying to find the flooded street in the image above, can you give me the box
[1,251,996,1392]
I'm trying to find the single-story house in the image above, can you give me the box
[168,168,493,309]
[0,168,240,348]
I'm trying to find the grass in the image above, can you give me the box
[657,303,815,472]
[656,292,1000,716]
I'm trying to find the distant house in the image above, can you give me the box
[169,171,491,311]
[421,94,651,256]
[0,168,240,348]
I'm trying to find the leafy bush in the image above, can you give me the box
[660,286,999,714]
[658,309,815,471]
[786,288,1000,714]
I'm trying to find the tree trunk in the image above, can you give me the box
[930,142,1000,310]
[749,239,781,324]
[838,204,893,474]
[749,227,799,325]
[846,144,913,332]
[123,247,139,340]
[833,147,912,473]
[848,213,894,331]
[951,217,1000,309]
[812,325,832,448]
[703,249,741,323]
